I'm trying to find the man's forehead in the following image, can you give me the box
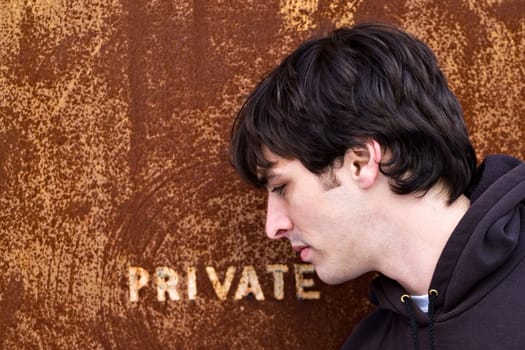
[261,145,279,161]
[256,146,278,182]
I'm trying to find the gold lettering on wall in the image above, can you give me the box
[295,264,321,300]
[266,264,289,300]
[206,266,236,301]
[129,264,321,302]
[129,267,150,302]
[155,267,180,301]
[187,266,197,300]
[234,265,265,301]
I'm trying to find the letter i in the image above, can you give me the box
[187,266,197,300]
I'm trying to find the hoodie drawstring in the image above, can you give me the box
[401,289,438,350]
[427,289,438,350]
[401,294,420,350]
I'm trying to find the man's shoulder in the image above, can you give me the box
[340,308,405,350]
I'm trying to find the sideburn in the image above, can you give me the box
[319,159,343,190]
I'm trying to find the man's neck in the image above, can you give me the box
[375,187,470,295]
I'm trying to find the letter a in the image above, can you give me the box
[234,265,265,301]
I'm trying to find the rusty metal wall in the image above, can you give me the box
[1,0,524,349]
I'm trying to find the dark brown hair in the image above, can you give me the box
[230,23,476,203]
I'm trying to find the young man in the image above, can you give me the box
[229,23,525,349]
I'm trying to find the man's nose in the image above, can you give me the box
[265,193,293,239]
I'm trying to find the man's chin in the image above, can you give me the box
[315,269,347,285]
[316,267,359,285]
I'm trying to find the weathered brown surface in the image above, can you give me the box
[0,0,524,349]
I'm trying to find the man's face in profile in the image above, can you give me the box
[260,146,383,285]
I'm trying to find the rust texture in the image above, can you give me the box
[0,0,524,349]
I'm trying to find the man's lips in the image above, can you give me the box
[292,245,311,261]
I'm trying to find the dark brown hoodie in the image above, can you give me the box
[342,155,525,350]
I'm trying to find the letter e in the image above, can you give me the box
[294,264,320,300]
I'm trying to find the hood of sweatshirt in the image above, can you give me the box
[369,155,525,325]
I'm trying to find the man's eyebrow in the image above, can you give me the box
[257,168,277,184]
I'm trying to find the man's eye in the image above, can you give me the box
[271,185,285,195]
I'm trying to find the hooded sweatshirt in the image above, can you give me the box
[342,155,525,350]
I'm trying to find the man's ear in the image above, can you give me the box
[344,140,382,189]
